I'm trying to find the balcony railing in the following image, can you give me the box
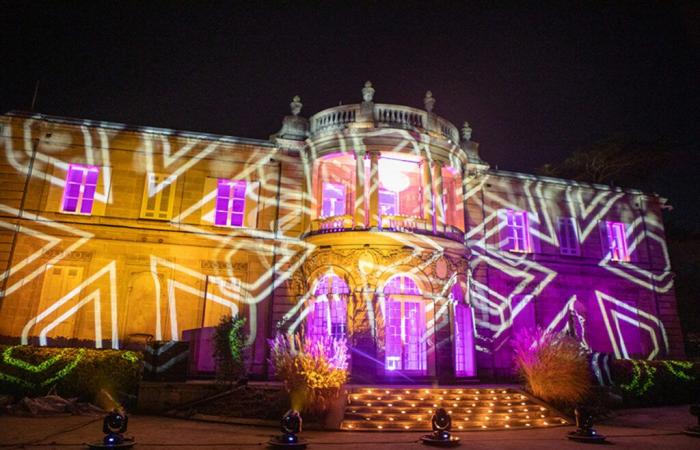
[380,215,430,233]
[309,103,459,143]
[311,215,355,233]
[308,215,464,243]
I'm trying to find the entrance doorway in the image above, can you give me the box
[384,275,427,374]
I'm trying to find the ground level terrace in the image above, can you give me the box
[1,405,698,449]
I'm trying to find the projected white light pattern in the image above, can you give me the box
[0,111,680,374]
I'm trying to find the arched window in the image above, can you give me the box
[383,274,427,373]
[306,274,349,341]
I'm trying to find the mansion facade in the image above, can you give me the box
[0,82,684,381]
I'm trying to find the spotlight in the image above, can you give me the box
[566,406,606,443]
[87,409,134,449]
[683,404,700,437]
[420,408,460,447]
[268,410,307,449]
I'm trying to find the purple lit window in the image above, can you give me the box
[307,275,349,340]
[558,217,580,256]
[384,275,426,373]
[452,285,475,377]
[378,189,398,215]
[215,180,246,227]
[321,182,346,217]
[454,304,475,376]
[62,164,99,214]
[606,221,630,262]
[501,210,531,252]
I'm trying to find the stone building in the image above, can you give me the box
[0,82,684,382]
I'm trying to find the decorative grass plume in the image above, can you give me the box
[512,327,590,405]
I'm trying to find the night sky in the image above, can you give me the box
[2,1,699,229]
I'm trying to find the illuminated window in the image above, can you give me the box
[62,164,99,214]
[558,217,580,256]
[384,275,426,373]
[140,173,176,220]
[215,179,247,227]
[606,221,630,262]
[500,209,531,252]
[307,275,349,341]
[379,188,398,215]
[321,182,346,217]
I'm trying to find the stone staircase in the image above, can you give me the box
[340,386,568,431]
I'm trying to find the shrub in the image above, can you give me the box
[0,345,142,407]
[610,359,700,406]
[269,333,348,415]
[213,314,247,383]
[512,327,590,405]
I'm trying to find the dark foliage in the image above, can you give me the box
[0,345,143,407]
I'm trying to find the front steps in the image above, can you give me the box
[340,386,568,431]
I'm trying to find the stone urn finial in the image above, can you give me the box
[362,81,375,102]
[290,96,302,116]
[461,121,473,141]
[424,91,435,112]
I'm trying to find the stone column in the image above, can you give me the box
[368,151,380,229]
[421,160,434,232]
[432,160,445,233]
[461,167,471,243]
[353,148,366,228]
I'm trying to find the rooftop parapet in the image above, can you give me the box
[308,81,461,144]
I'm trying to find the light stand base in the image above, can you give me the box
[567,431,607,443]
[87,440,135,449]
[420,435,461,447]
[267,438,307,450]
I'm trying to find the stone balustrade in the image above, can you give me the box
[311,215,355,233]
[308,214,462,242]
[309,103,459,143]
[380,215,431,233]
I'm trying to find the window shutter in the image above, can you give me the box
[201,177,219,225]
[140,173,176,220]
[558,217,580,256]
[243,181,260,228]
[527,211,539,253]
[497,209,512,250]
[599,221,611,258]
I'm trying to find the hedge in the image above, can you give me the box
[0,345,143,406]
[610,359,700,406]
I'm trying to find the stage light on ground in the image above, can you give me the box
[268,410,307,449]
[567,406,606,443]
[87,409,134,449]
[420,408,460,447]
